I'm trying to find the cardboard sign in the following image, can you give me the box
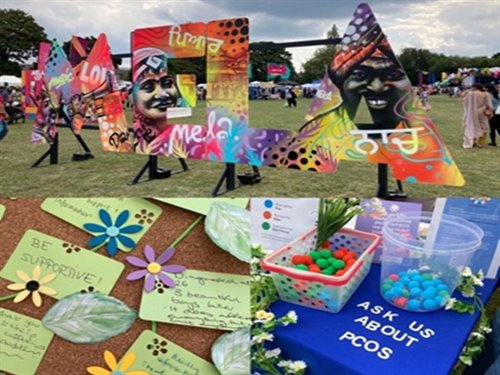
[140,270,251,330]
[41,198,161,252]
[0,308,54,375]
[0,230,124,298]
[122,330,219,375]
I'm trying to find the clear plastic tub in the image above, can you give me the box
[381,212,483,312]
[261,227,381,313]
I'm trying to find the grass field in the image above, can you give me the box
[0,96,498,197]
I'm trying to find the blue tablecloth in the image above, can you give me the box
[270,264,497,375]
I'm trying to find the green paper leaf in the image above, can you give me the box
[211,326,251,375]
[42,292,136,344]
[205,202,251,262]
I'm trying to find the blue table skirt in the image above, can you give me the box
[269,264,497,375]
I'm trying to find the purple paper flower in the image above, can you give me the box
[126,245,186,292]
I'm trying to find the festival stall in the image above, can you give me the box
[251,197,499,374]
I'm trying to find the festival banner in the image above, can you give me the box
[267,63,291,81]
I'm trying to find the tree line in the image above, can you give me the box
[1,9,499,86]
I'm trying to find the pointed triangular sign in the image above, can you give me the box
[302,2,464,186]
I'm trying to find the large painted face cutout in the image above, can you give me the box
[128,3,464,186]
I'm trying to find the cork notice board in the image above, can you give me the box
[0,198,249,375]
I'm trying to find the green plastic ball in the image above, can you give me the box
[322,268,335,275]
[319,249,332,258]
[332,259,346,270]
[295,264,308,271]
[310,251,321,261]
[316,258,329,269]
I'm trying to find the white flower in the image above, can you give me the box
[277,360,292,368]
[445,298,457,310]
[288,360,307,372]
[462,267,473,277]
[461,288,475,298]
[481,325,493,334]
[264,348,282,358]
[477,270,484,280]
[470,332,484,340]
[472,276,484,287]
[286,310,298,323]
[252,332,274,344]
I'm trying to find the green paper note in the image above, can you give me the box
[0,204,5,221]
[0,308,54,375]
[0,230,124,299]
[140,270,251,331]
[122,330,219,375]
[41,198,162,252]
[155,198,248,215]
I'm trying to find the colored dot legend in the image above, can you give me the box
[262,222,271,230]
[263,211,272,219]
[264,199,273,208]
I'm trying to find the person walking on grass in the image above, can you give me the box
[462,83,493,148]
[486,83,500,146]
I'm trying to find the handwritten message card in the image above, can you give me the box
[0,308,54,375]
[41,198,162,252]
[122,330,219,375]
[155,198,248,215]
[0,230,124,298]
[140,270,251,330]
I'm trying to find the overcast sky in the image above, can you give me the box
[5,0,500,71]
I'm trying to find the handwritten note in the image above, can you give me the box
[122,330,219,375]
[0,308,54,375]
[0,230,124,298]
[155,198,248,215]
[0,204,5,221]
[139,270,251,330]
[41,198,162,252]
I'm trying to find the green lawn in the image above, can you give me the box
[0,96,498,197]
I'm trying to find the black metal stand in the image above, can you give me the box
[31,133,59,168]
[128,155,189,185]
[376,163,407,199]
[212,163,262,196]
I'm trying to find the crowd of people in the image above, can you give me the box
[461,83,500,148]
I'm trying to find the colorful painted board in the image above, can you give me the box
[123,5,463,186]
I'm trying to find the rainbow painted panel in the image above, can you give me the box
[81,34,131,152]
[290,3,464,186]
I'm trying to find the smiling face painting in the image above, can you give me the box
[135,71,178,119]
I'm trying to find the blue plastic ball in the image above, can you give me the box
[410,287,423,297]
[434,296,445,306]
[398,271,408,278]
[422,287,437,299]
[400,277,411,285]
[408,270,419,277]
[433,278,443,287]
[392,287,403,297]
[412,274,424,283]
[408,281,420,289]
[393,281,404,289]
[423,299,438,310]
[384,290,396,300]
[437,284,449,292]
[407,299,421,310]
[422,280,434,289]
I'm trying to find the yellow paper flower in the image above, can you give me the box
[7,265,57,307]
[87,351,149,375]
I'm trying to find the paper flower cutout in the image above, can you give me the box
[7,265,57,307]
[87,350,148,375]
[126,245,186,292]
[83,209,143,256]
